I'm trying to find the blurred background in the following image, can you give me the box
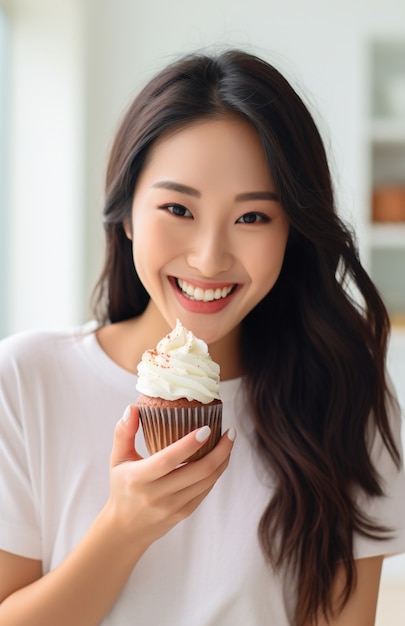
[0,0,404,622]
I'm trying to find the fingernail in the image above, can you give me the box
[227,427,236,442]
[195,425,211,443]
[121,405,131,423]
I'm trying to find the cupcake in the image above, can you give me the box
[136,319,222,462]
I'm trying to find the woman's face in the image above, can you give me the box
[128,117,290,346]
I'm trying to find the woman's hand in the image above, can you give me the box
[0,406,234,626]
[107,404,236,551]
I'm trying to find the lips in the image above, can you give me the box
[170,277,238,314]
[176,278,235,302]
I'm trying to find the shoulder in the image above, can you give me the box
[369,374,403,467]
[354,375,405,559]
[0,327,60,355]
[0,323,96,380]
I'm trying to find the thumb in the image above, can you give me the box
[110,404,142,467]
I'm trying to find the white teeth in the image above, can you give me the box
[194,287,204,301]
[203,289,214,302]
[177,279,234,302]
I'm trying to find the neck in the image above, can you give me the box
[96,303,243,380]
[207,324,243,380]
[136,304,244,379]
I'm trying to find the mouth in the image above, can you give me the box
[175,278,237,302]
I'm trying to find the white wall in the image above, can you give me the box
[3,0,405,333]
[0,7,8,336]
[3,0,83,334]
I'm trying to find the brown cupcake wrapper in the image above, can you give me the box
[138,403,222,462]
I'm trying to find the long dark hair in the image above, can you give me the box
[92,50,399,624]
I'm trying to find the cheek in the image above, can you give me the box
[133,204,175,243]
[131,215,183,275]
[247,235,288,287]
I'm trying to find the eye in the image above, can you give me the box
[161,204,193,218]
[236,212,270,224]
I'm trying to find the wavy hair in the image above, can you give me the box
[92,50,399,624]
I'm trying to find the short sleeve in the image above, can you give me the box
[353,380,405,560]
[0,334,42,559]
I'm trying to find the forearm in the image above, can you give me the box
[0,416,234,626]
[309,556,383,626]
[0,505,146,626]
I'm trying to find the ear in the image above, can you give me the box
[123,218,133,240]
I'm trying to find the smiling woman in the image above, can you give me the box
[91,50,404,623]
[0,49,404,626]
[123,117,290,345]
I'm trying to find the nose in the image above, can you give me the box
[186,227,233,277]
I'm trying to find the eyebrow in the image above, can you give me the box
[151,180,279,202]
[152,180,201,197]
[235,190,279,202]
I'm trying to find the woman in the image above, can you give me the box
[0,49,404,625]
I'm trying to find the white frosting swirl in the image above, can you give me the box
[136,319,221,403]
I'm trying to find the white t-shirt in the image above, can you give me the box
[1,324,405,625]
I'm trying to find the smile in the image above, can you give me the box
[176,278,235,302]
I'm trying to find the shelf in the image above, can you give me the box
[370,247,405,318]
[371,40,405,119]
[391,316,405,330]
[371,142,405,186]
[369,119,405,143]
[391,325,405,340]
[366,39,405,322]
[368,223,405,247]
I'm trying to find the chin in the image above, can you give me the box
[185,316,240,348]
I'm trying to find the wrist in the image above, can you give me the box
[97,498,151,561]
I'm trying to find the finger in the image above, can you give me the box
[157,429,236,493]
[166,485,217,526]
[151,453,233,526]
[177,483,218,519]
[142,425,216,481]
[110,405,142,467]
[146,427,236,487]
